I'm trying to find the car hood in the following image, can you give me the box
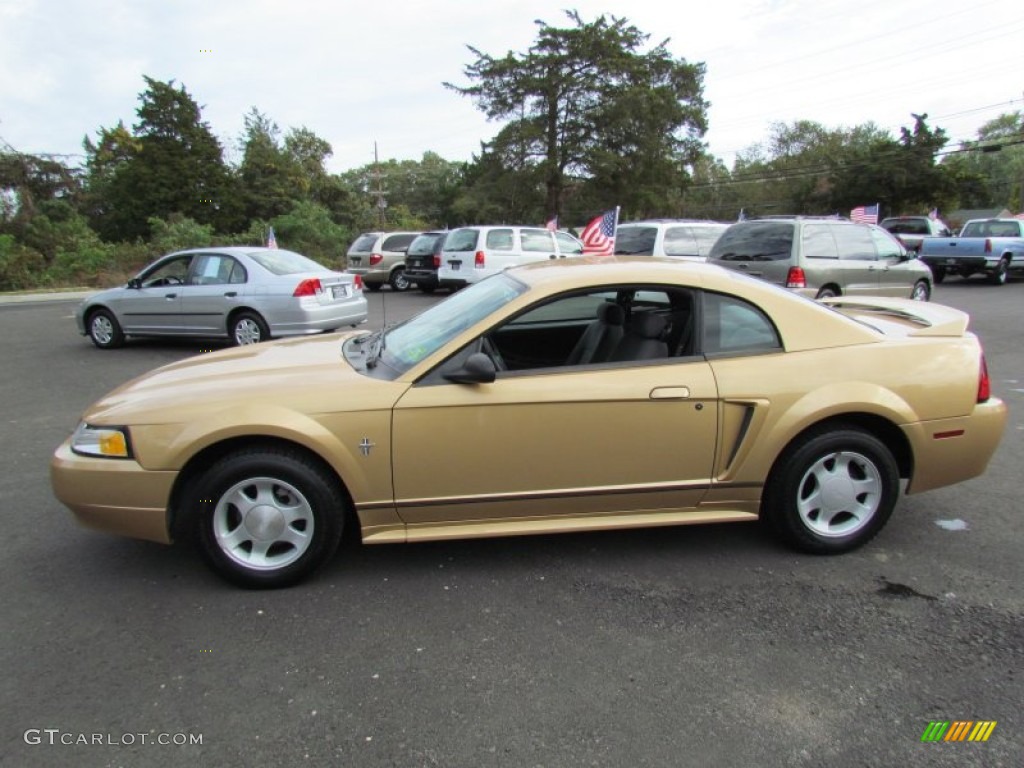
[82,331,402,425]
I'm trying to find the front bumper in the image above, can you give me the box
[51,441,176,544]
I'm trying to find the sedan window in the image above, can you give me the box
[702,292,781,356]
[247,249,329,275]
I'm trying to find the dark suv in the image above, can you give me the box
[402,231,449,293]
[707,217,933,300]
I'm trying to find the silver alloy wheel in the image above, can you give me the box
[90,315,114,345]
[796,450,882,538]
[234,318,263,344]
[911,281,930,301]
[391,269,410,291]
[212,477,315,570]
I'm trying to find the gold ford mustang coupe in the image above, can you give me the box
[51,259,1007,588]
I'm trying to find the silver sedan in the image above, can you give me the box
[76,247,368,348]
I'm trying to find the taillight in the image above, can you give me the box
[433,254,441,268]
[474,251,486,269]
[978,353,991,402]
[293,278,322,297]
[353,274,364,291]
[984,239,992,254]
[369,253,383,266]
[786,267,806,288]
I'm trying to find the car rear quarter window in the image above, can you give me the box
[381,233,417,252]
[520,229,555,252]
[615,226,657,255]
[349,233,379,252]
[702,292,781,355]
[832,224,877,261]
[247,249,327,275]
[801,224,840,260]
[709,222,794,261]
[485,229,515,250]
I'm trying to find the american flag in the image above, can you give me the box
[850,204,879,224]
[267,226,278,249]
[545,216,558,231]
[580,209,618,256]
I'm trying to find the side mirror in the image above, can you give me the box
[127,278,142,289]
[444,352,497,384]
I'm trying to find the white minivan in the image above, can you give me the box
[438,226,584,288]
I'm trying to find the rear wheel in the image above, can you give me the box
[389,268,411,292]
[193,447,346,588]
[988,257,1009,285]
[230,311,269,345]
[86,309,124,349]
[815,285,839,299]
[763,426,898,554]
[911,280,930,301]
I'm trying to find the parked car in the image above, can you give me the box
[614,219,729,261]
[917,218,1024,285]
[879,215,952,253]
[402,230,449,293]
[707,217,933,300]
[52,258,1005,588]
[437,225,584,288]
[345,231,420,292]
[76,247,367,349]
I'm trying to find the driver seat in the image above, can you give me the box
[565,302,625,366]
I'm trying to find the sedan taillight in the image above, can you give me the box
[978,353,991,402]
[786,267,806,288]
[474,251,486,269]
[293,278,322,297]
[352,274,364,291]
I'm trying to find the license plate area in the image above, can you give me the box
[448,261,461,271]
[331,285,350,299]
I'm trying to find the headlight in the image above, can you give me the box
[70,423,132,459]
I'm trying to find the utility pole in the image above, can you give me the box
[371,141,388,230]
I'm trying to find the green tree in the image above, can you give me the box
[237,108,302,222]
[446,11,708,223]
[98,76,239,240]
[942,112,1024,210]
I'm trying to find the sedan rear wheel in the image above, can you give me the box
[763,426,898,554]
[193,447,346,588]
[230,311,269,345]
[87,309,125,349]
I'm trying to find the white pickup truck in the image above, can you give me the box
[917,218,1024,285]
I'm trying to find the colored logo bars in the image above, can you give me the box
[921,720,997,742]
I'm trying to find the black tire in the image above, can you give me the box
[988,257,1009,285]
[389,267,411,292]
[86,308,125,349]
[230,310,269,346]
[932,266,946,284]
[365,282,382,293]
[762,426,898,554]
[815,286,839,299]
[910,279,930,301]
[193,447,346,588]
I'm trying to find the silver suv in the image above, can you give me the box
[345,231,420,292]
[614,219,729,261]
[707,217,933,300]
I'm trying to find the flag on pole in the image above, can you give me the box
[928,208,939,220]
[580,208,618,256]
[850,204,879,224]
[267,226,278,249]
[737,208,747,222]
[545,216,558,231]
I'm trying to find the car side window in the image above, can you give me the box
[663,227,699,257]
[486,229,515,250]
[190,254,243,286]
[141,255,193,287]
[869,227,904,260]
[702,292,781,356]
[801,224,839,260]
[520,229,554,252]
[833,224,878,261]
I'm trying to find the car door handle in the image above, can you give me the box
[164,293,177,299]
[650,386,691,400]
[224,291,237,297]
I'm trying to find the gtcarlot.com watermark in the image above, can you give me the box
[24,729,203,747]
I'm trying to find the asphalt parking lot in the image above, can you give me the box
[2,280,1022,767]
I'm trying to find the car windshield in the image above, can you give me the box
[247,249,328,275]
[380,273,528,372]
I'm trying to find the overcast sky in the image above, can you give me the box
[1,0,1021,175]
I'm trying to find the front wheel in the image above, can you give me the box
[910,280,930,301]
[988,257,1009,285]
[193,447,346,588]
[230,311,269,345]
[87,308,125,349]
[762,427,898,554]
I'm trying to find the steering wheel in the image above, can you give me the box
[164,275,183,285]
[480,336,506,371]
